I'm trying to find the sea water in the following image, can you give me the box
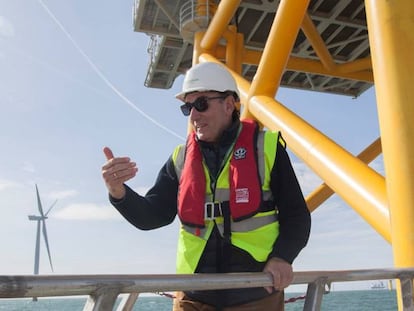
[0,290,397,310]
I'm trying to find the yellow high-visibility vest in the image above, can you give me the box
[172,127,282,274]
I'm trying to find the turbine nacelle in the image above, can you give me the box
[28,215,47,221]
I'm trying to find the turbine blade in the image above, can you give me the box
[35,184,45,217]
[45,199,58,216]
[41,219,54,272]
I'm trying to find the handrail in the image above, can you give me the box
[1,268,413,310]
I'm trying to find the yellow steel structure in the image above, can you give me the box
[134,0,414,309]
[365,1,414,309]
[196,0,391,242]
[197,1,413,309]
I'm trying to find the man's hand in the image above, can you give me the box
[263,257,293,293]
[101,147,138,199]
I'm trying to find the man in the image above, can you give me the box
[102,62,311,310]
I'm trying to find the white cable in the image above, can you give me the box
[37,0,185,142]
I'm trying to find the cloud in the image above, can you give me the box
[48,189,78,200]
[0,179,20,191]
[292,161,323,195]
[0,16,15,37]
[21,161,36,173]
[53,203,122,220]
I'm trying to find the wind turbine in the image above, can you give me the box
[28,184,57,276]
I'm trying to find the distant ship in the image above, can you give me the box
[371,281,386,290]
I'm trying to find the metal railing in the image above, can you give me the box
[1,268,414,310]
[144,34,165,87]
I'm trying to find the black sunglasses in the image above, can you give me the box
[180,96,227,116]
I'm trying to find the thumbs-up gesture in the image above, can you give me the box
[101,146,138,199]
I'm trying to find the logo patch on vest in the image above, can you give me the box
[234,147,247,160]
[235,188,249,203]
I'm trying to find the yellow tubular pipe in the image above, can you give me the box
[287,57,374,83]
[242,48,372,73]
[306,184,337,213]
[248,0,311,99]
[338,57,372,74]
[306,137,382,212]
[249,95,390,242]
[197,57,389,242]
[301,13,336,71]
[365,0,414,268]
[242,47,373,82]
[223,26,237,71]
[200,0,241,52]
[242,50,373,82]
[193,31,204,65]
[235,32,244,74]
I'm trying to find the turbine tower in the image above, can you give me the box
[28,184,57,276]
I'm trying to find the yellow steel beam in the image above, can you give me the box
[222,26,238,71]
[365,0,414,273]
[249,94,390,242]
[195,1,414,307]
[306,184,336,213]
[200,1,372,84]
[286,57,373,83]
[193,31,204,65]
[241,49,373,82]
[337,57,372,74]
[301,13,336,72]
[200,53,390,242]
[246,0,311,101]
[200,0,241,52]
[306,137,382,212]
[235,31,244,75]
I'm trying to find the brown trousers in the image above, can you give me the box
[172,290,284,311]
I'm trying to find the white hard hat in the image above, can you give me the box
[175,62,240,101]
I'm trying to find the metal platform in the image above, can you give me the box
[133,0,372,97]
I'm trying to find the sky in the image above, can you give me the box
[0,0,393,292]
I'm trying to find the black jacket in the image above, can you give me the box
[110,120,311,307]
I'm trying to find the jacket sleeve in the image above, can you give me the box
[109,155,179,230]
[269,141,311,264]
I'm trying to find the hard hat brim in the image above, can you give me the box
[175,87,213,102]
